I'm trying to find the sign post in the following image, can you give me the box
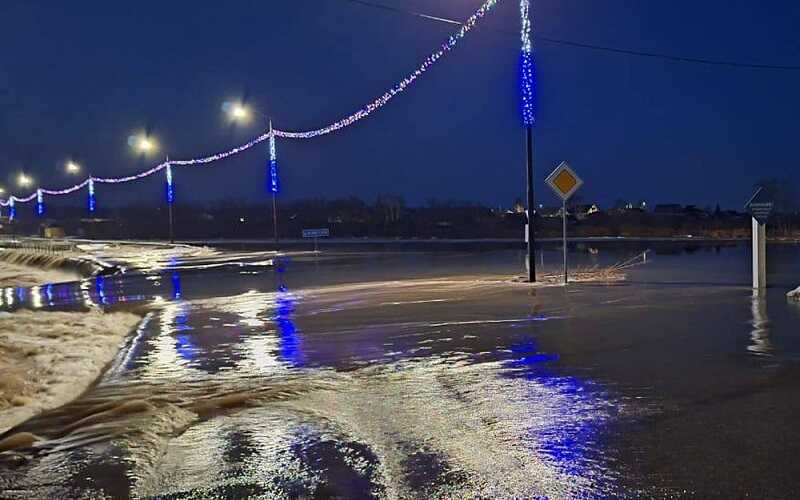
[302,228,330,253]
[545,161,583,284]
[745,187,773,290]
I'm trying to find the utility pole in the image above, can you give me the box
[268,120,279,248]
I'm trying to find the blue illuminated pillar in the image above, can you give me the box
[165,162,175,243]
[36,189,44,217]
[88,178,96,214]
[8,198,15,222]
[165,164,175,205]
[520,0,536,282]
[268,122,280,246]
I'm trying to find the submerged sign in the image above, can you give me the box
[746,187,774,225]
[545,161,583,201]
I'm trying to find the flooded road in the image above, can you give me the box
[1,242,800,498]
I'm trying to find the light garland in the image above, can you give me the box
[275,0,500,139]
[88,178,96,213]
[519,0,535,125]
[269,131,279,194]
[165,164,175,204]
[36,189,44,217]
[0,0,501,209]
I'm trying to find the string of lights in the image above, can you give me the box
[1,0,501,209]
[269,131,279,193]
[275,0,499,139]
[519,0,534,125]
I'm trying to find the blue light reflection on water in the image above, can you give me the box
[504,338,609,482]
[275,281,304,367]
[95,275,108,305]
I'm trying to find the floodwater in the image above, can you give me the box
[1,241,800,498]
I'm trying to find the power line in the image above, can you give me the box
[339,0,800,71]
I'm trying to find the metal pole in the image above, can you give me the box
[269,119,279,249]
[168,203,174,244]
[562,199,568,284]
[166,156,174,244]
[526,125,536,282]
[272,192,278,246]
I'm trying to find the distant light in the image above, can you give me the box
[239,217,245,223]
[128,134,157,155]
[0,187,5,195]
[66,161,81,174]
[18,174,33,188]
[225,101,250,123]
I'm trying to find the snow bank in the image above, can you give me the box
[0,309,141,434]
[0,261,79,288]
[788,286,800,301]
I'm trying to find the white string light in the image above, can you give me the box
[1,0,501,208]
[519,0,535,125]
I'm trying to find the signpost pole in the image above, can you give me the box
[752,217,766,289]
[545,161,581,286]
[562,199,568,284]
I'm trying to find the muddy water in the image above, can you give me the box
[1,242,800,498]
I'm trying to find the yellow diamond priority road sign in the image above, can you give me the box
[545,161,583,201]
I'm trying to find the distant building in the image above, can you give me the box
[572,204,600,220]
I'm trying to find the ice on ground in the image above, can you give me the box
[789,286,800,300]
[0,309,141,435]
[74,241,217,272]
[0,260,81,287]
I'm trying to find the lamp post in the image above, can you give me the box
[225,102,280,248]
[129,134,171,241]
[15,174,32,226]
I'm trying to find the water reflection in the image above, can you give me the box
[748,290,772,357]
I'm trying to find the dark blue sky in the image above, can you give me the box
[1,0,799,209]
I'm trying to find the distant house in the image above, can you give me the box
[572,204,600,220]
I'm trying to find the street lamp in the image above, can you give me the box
[18,173,33,188]
[128,133,174,242]
[128,134,157,155]
[223,101,280,247]
[66,161,81,174]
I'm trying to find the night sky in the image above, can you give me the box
[1,0,799,209]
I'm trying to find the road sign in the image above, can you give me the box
[545,161,583,201]
[745,187,774,225]
[302,228,330,238]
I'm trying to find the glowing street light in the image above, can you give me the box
[66,161,81,174]
[0,187,5,195]
[223,101,251,123]
[18,173,33,188]
[128,134,157,155]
